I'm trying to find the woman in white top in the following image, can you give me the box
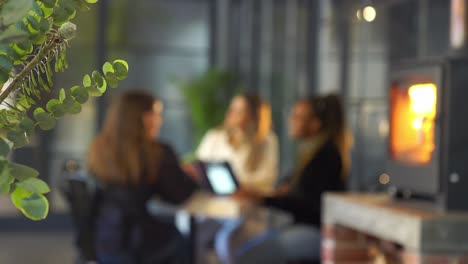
[196,94,278,194]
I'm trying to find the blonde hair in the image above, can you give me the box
[226,94,272,172]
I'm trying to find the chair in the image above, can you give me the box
[59,160,100,264]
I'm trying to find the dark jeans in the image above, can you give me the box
[97,234,190,264]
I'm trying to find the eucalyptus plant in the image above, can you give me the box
[0,0,128,220]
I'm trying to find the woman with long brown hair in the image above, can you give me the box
[196,93,278,194]
[88,91,197,264]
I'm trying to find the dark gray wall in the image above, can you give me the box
[106,0,211,155]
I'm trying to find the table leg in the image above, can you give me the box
[189,216,198,264]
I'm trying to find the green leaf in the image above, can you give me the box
[41,0,58,8]
[9,162,39,181]
[0,27,29,45]
[0,160,13,194]
[0,159,7,171]
[0,138,10,156]
[87,84,103,97]
[19,117,35,136]
[7,131,28,148]
[33,108,56,130]
[71,0,90,11]
[102,62,113,75]
[85,0,98,3]
[46,99,65,117]
[46,72,52,86]
[11,185,32,209]
[15,21,29,34]
[0,54,13,73]
[82,74,91,87]
[113,60,129,80]
[11,40,33,59]
[38,2,54,18]
[12,187,49,221]
[105,72,118,88]
[71,85,88,104]
[59,0,76,13]
[46,61,53,77]
[0,0,34,26]
[0,110,8,123]
[39,19,51,33]
[0,55,12,84]
[5,111,19,124]
[59,88,66,102]
[54,57,60,72]
[0,70,8,86]
[16,178,50,194]
[62,96,81,114]
[26,16,41,34]
[17,96,33,110]
[31,1,45,17]
[60,50,68,69]
[0,174,14,194]
[48,98,61,109]
[20,193,49,220]
[92,70,106,93]
[30,73,37,87]
[52,6,75,26]
[29,32,47,45]
[37,74,49,92]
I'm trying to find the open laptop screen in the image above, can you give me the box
[198,161,239,195]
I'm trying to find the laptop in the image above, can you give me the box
[196,161,239,196]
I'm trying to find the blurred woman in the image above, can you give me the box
[190,94,278,263]
[88,91,197,264]
[228,94,351,263]
[196,94,278,194]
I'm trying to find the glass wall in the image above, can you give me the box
[105,0,211,154]
[213,0,318,176]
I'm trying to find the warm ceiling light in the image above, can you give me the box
[379,173,390,185]
[363,6,377,22]
[356,9,362,20]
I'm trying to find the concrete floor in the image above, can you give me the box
[0,232,76,264]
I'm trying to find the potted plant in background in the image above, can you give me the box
[178,68,236,160]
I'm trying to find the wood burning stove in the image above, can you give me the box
[386,58,468,211]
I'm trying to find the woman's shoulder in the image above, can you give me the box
[266,131,278,143]
[200,128,228,144]
[205,128,226,138]
[261,132,278,150]
[315,140,342,164]
[152,141,177,157]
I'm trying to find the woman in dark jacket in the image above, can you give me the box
[88,91,197,264]
[264,94,349,228]
[228,94,351,263]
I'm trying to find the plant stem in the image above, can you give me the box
[0,39,56,104]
